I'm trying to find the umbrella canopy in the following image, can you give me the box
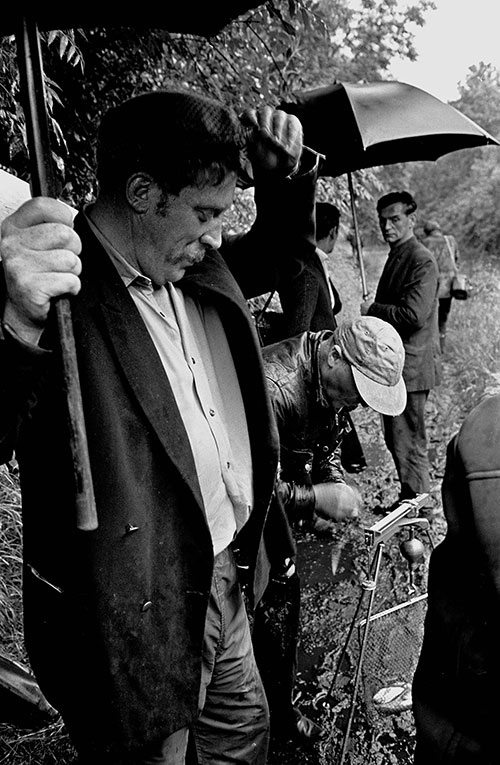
[0,2,262,37]
[281,80,500,178]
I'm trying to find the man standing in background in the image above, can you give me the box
[361,191,440,509]
[421,219,460,351]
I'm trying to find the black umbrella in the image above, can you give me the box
[281,80,500,297]
[4,4,264,530]
[0,3,263,37]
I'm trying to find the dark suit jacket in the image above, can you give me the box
[0,213,279,752]
[368,236,441,392]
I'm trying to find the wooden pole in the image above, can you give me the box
[16,16,98,530]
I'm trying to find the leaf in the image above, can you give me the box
[59,35,69,59]
[282,20,296,36]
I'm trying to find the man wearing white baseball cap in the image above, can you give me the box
[333,315,407,417]
[253,315,406,742]
[263,315,407,531]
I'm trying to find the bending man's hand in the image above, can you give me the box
[240,105,303,175]
[313,482,362,521]
[1,197,82,345]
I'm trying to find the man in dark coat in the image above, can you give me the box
[361,190,441,506]
[0,90,313,764]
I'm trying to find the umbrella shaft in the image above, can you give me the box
[347,172,368,299]
[15,16,98,531]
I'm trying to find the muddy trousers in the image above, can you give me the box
[73,547,269,764]
[382,390,431,497]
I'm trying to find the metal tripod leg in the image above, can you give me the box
[338,541,385,765]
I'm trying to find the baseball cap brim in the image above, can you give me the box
[351,366,407,416]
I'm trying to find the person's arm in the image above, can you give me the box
[221,107,318,298]
[272,399,360,523]
[278,262,320,337]
[275,475,360,523]
[0,198,82,463]
[457,396,500,597]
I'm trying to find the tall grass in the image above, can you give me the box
[446,254,500,410]
[0,468,23,662]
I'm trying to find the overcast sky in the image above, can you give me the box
[388,0,500,102]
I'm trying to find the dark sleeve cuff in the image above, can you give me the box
[1,321,49,358]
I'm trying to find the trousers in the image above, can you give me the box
[74,547,269,764]
[140,546,269,765]
[383,390,431,496]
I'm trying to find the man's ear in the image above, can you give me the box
[327,343,342,367]
[126,173,154,214]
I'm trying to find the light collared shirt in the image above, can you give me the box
[85,211,253,555]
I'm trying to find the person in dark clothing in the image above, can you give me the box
[361,190,441,506]
[313,201,366,474]
[314,201,343,318]
[253,317,407,742]
[248,200,367,473]
[413,394,500,764]
[0,90,314,765]
[276,201,341,335]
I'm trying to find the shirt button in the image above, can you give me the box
[209,409,215,417]
[191,357,196,364]
[141,601,153,612]
[227,461,231,469]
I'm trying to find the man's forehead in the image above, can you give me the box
[181,174,237,207]
[379,202,408,218]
